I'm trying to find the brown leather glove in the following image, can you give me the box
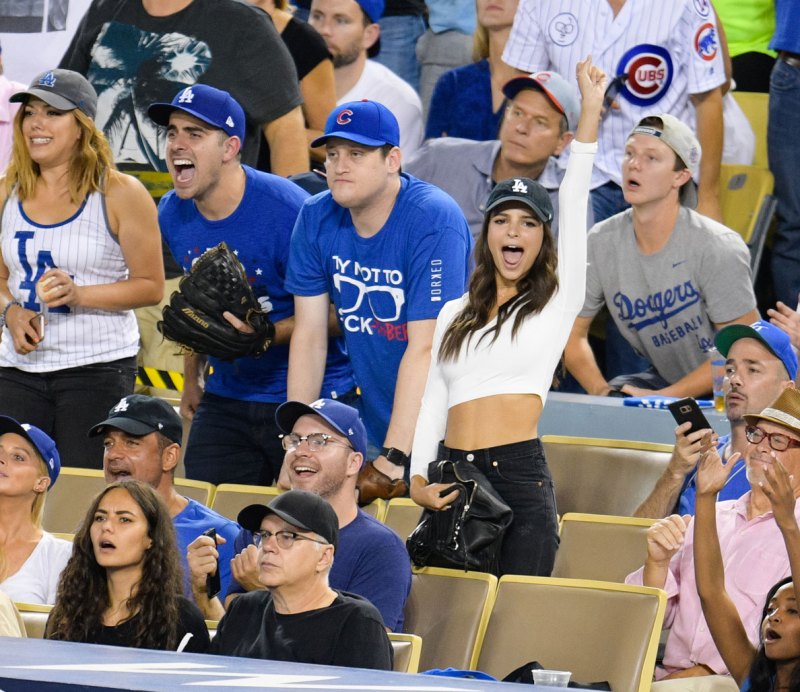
[356,461,409,506]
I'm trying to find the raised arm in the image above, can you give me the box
[693,446,755,683]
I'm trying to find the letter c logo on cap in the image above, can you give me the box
[336,109,354,125]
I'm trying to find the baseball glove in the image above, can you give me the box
[158,242,275,361]
[356,461,409,506]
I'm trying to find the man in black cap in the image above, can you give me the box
[88,394,240,598]
[208,489,393,669]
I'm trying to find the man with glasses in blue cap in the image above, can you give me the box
[187,398,411,631]
[627,385,800,680]
[208,488,393,669]
[285,100,471,502]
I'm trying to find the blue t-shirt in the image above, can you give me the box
[285,174,472,445]
[159,165,354,402]
[426,60,504,142]
[677,434,751,515]
[225,509,412,631]
[174,498,241,599]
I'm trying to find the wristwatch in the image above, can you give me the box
[380,446,410,467]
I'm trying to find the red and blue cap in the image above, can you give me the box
[0,416,61,489]
[148,84,246,143]
[275,398,367,459]
[715,319,798,380]
[311,100,400,149]
[502,70,579,132]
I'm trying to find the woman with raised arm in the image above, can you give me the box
[409,57,605,577]
[0,69,164,469]
[47,480,209,652]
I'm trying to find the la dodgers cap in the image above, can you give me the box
[715,320,798,381]
[88,394,183,446]
[311,100,400,149]
[629,113,701,207]
[485,176,554,225]
[11,69,97,119]
[502,71,580,132]
[148,84,246,142]
[356,0,383,23]
[238,490,339,549]
[275,398,368,458]
[0,416,61,489]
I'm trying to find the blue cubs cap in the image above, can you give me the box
[88,394,183,446]
[0,416,61,489]
[715,320,798,380]
[10,69,97,119]
[502,70,579,132]
[311,100,399,149]
[148,84,246,143]
[356,0,384,23]
[276,398,368,459]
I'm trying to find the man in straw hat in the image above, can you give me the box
[627,386,800,679]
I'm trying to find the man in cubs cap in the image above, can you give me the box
[0,416,61,489]
[11,68,97,119]
[311,99,399,149]
[208,489,393,668]
[502,71,580,133]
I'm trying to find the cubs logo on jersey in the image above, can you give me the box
[694,23,718,62]
[616,44,674,107]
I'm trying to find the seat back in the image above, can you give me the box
[476,577,666,692]
[0,593,25,637]
[210,484,282,521]
[403,566,497,671]
[551,513,655,582]
[361,499,387,522]
[732,91,768,169]
[15,602,53,639]
[542,437,672,516]
[384,498,424,540]
[42,467,106,534]
[174,477,216,507]
[389,632,423,673]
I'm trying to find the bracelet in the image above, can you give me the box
[380,446,410,467]
[1,300,22,327]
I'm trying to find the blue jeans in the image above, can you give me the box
[374,15,426,91]
[183,393,285,486]
[590,180,630,223]
[0,358,137,469]
[769,58,800,307]
[437,439,559,577]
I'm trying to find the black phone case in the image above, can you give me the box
[203,528,221,598]
[667,397,712,434]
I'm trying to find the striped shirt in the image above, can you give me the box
[503,0,726,188]
[0,190,139,371]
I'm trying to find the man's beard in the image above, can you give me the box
[332,43,362,68]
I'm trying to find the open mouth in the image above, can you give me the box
[30,137,52,145]
[765,627,781,641]
[106,467,132,481]
[98,540,116,550]
[502,245,523,267]
[291,464,318,478]
[173,158,196,184]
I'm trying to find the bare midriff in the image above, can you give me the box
[443,393,543,451]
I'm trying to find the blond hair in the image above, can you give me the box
[5,102,116,204]
[473,24,489,61]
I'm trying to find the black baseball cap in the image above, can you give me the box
[485,176,554,224]
[87,394,183,445]
[238,490,339,549]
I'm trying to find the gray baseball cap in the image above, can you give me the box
[629,113,701,207]
[11,69,98,119]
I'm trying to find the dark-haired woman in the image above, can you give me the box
[410,57,604,577]
[47,480,209,652]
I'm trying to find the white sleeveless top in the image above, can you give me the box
[0,190,139,371]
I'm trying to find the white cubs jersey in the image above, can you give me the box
[503,0,726,188]
[0,190,139,371]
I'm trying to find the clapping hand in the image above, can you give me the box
[696,443,740,497]
[646,514,692,564]
[761,457,798,531]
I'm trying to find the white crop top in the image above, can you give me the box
[411,140,597,479]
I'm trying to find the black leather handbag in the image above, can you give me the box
[406,459,513,574]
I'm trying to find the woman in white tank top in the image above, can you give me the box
[409,58,604,576]
[0,69,163,469]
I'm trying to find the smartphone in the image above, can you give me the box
[202,528,221,598]
[667,397,712,435]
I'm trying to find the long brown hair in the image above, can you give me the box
[438,202,559,361]
[4,101,115,204]
[46,480,183,650]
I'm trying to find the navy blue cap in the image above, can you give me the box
[311,100,400,149]
[276,398,367,458]
[88,394,183,446]
[148,84,246,142]
[0,416,61,489]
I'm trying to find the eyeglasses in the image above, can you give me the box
[279,432,353,453]
[253,529,329,550]
[745,425,800,452]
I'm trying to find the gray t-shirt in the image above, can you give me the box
[404,137,562,239]
[580,207,756,384]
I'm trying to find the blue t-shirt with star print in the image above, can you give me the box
[159,165,354,402]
